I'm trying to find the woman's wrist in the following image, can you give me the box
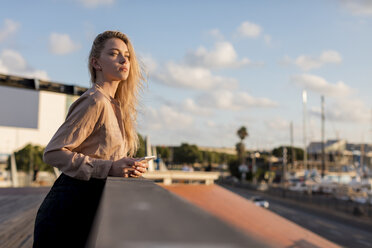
[108,157,148,178]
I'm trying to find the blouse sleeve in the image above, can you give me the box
[43,95,113,181]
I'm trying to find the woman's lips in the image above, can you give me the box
[119,67,128,72]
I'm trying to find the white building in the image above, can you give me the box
[0,73,87,158]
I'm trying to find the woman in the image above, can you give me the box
[33,31,148,247]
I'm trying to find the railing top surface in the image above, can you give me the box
[89,177,266,248]
[144,171,220,178]
[146,171,220,175]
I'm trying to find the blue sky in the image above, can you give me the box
[1,0,372,149]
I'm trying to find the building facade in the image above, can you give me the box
[0,73,86,163]
[306,139,372,175]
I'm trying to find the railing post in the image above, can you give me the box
[164,177,172,185]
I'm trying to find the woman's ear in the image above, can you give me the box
[92,58,102,71]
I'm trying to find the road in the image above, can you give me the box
[221,184,372,248]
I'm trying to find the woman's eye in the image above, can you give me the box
[110,53,118,56]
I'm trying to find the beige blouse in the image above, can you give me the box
[43,84,128,181]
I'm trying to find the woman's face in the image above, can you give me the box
[95,38,130,82]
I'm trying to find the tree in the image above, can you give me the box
[7,144,54,181]
[236,126,249,165]
[135,133,146,158]
[237,126,248,141]
[202,151,222,164]
[272,146,304,161]
[156,146,171,162]
[228,157,252,180]
[173,143,202,165]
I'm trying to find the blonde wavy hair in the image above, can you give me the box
[88,31,144,157]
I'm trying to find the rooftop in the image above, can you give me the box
[0,73,87,96]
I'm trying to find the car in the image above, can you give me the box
[251,196,269,209]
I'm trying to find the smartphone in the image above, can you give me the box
[136,156,156,161]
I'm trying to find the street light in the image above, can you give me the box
[303,90,308,170]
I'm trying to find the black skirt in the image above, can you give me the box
[33,173,106,248]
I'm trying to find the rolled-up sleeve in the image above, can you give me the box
[43,96,113,181]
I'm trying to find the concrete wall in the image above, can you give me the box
[0,86,39,129]
[0,85,78,154]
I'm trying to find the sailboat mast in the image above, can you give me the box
[321,95,325,178]
[303,90,308,170]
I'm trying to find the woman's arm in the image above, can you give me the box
[43,95,112,181]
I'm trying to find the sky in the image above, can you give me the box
[0,0,372,150]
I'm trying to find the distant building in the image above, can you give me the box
[198,146,236,155]
[307,139,372,173]
[0,73,87,158]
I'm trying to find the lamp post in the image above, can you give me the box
[321,95,325,178]
[282,147,287,186]
[303,90,308,170]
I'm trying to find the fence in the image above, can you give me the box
[267,187,372,219]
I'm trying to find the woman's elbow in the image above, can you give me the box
[43,148,58,166]
[43,147,70,169]
[43,149,52,165]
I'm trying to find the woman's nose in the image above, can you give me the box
[119,55,127,64]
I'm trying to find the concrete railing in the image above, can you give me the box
[86,177,266,247]
[142,171,220,185]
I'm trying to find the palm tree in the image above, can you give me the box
[236,126,248,165]
[237,126,248,142]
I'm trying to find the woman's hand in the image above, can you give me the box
[109,157,149,178]
[131,159,149,178]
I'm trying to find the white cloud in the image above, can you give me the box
[185,41,251,69]
[295,56,321,71]
[83,21,97,41]
[294,50,342,71]
[319,50,343,63]
[78,0,115,8]
[207,123,241,145]
[264,34,272,45]
[340,0,372,16]
[142,105,194,130]
[196,89,277,110]
[0,60,7,73]
[206,120,216,128]
[278,55,292,66]
[235,92,278,108]
[138,104,202,146]
[2,49,26,71]
[235,114,256,124]
[291,74,354,97]
[237,21,262,38]
[0,19,20,42]
[140,54,158,76]
[152,62,238,90]
[197,89,235,109]
[265,117,289,130]
[0,49,49,80]
[182,98,213,116]
[49,33,81,55]
[139,111,240,148]
[206,28,224,40]
[235,21,273,46]
[309,98,369,123]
